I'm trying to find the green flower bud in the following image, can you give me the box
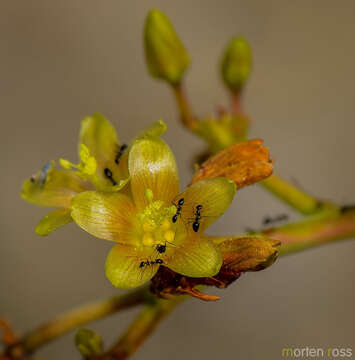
[144,9,190,85]
[75,328,103,357]
[221,37,252,93]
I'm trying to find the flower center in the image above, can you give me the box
[137,189,176,248]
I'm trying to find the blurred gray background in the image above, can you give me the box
[1,1,355,359]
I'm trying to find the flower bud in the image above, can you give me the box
[221,37,252,93]
[75,328,103,357]
[144,9,190,85]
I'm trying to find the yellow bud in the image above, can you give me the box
[221,37,252,93]
[144,9,190,85]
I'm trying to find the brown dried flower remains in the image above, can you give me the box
[191,139,273,188]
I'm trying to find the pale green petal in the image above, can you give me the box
[79,113,129,190]
[71,191,139,245]
[129,137,179,210]
[174,177,236,233]
[105,244,159,288]
[167,236,222,277]
[21,162,90,208]
[35,208,72,236]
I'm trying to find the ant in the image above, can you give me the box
[192,204,203,232]
[156,244,167,254]
[172,198,184,223]
[139,258,164,268]
[155,238,177,254]
[262,214,289,226]
[115,144,128,165]
[104,167,117,186]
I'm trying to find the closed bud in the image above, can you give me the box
[144,9,190,85]
[221,37,252,93]
[75,328,103,357]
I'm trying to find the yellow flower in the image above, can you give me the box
[21,113,165,236]
[71,131,236,289]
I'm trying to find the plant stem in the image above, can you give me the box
[96,296,186,360]
[14,285,151,356]
[261,174,323,215]
[172,83,199,130]
[264,208,355,256]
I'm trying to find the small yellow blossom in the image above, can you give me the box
[21,113,165,236]
[70,130,236,289]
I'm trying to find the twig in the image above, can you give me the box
[93,296,186,360]
[265,208,355,255]
[6,285,151,357]
[260,174,323,215]
[172,83,199,130]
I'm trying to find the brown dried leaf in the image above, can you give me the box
[191,139,273,188]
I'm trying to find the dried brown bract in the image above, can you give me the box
[191,139,273,188]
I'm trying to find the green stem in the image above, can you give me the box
[94,296,186,360]
[261,174,323,215]
[15,286,151,355]
[263,208,355,256]
[172,83,199,130]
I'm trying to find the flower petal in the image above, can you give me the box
[129,137,179,210]
[105,244,159,288]
[80,113,119,164]
[80,113,129,190]
[21,162,90,208]
[174,177,236,233]
[167,236,222,277]
[71,191,138,244]
[35,208,72,236]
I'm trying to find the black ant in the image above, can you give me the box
[155,239,177,254]
[192,204,202,232]
[115,144,128,165]
[156,244,166,254]
[172,198,184,223]
[104,167,117,186]
[139,258,164,268]
[262,214,288,226]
